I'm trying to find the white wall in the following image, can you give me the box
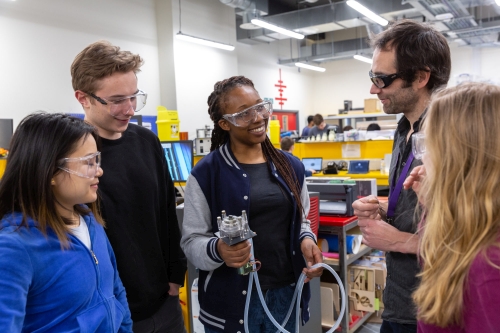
[3,0,500,137]
[155,0,178,110]
[171,0,239,139]
[170,0,318,136]
[0,0,160,128]
[312,58,374,115]
[448,44,500,86]
[311,44,500,119]
[237,41,316,131]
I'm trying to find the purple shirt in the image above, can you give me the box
[418,244,500,332]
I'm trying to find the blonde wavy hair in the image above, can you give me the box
[414,82,500,327]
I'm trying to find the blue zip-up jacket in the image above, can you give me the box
[181,142,316,333]
[0,210,132,333]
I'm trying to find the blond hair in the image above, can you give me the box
[414,82,500,327]
[71,40,143,93]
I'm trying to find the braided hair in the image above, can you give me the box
[207,75,305,217]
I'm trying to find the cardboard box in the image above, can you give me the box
[320,282,340,326]
[364,99,382,113]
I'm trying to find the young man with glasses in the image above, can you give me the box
[71,41,187,333]
[352,20,451,333]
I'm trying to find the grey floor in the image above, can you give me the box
[357,323,381,333]
[320,322,381,333]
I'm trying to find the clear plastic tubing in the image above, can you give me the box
[243,239,346,333]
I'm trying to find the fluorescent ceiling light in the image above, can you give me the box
[346,0,388,27]
[295,62,326,72]
[353,55,373,64]
[176,32,235,51]
[435,13,454,21]
[251,19,304,39]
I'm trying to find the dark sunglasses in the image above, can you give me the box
[369,70,402,89]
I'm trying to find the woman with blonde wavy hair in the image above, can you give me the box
[406,82,500,332]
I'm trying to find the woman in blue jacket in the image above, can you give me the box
[0,113,132,332]
[181,76,323,333]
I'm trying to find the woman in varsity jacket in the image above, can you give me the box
[181,76,323,333]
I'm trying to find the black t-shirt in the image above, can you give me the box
[240,162,295,289]
[99,124,186,321]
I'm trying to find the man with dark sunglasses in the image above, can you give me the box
[352,20,451,333]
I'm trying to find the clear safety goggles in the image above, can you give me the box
[412,132,426,160]
[58,151,101,179]
[222,101,273,127]
[89,90,147,116]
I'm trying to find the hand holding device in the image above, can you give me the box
[352,195,380,220]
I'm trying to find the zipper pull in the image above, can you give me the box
[90,250,99,265]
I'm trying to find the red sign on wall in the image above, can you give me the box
[275,68,287,109]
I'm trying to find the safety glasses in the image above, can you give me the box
[369,70,401,89]
[88,90,147,116]
[412,133,426,160]
[58,152,101,179]
[222,101,273,127]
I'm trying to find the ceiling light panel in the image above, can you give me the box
[295,62,326,72]
[176,33,235,51]
[251,19,305,39]
[346,0,388,27]
[353,55,373,64]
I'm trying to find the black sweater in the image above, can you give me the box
[99,124,186,321]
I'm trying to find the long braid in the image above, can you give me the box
[262,138,305,218]
[207,75,305,217]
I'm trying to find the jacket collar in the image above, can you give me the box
[218,141,277,173]
[218,142,241,170]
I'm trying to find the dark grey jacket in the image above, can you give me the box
[383,115,423,324]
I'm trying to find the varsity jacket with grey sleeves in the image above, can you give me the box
[181,142,316,333]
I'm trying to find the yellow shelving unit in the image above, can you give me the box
[0,158,6,179]
[315,171,389,186]
[294,140,392,186]
[194,155,204,165]
[293,140,392,160]
[188,140,393,186]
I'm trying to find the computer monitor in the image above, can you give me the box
[160,140,194,182]
[302,157,323,172]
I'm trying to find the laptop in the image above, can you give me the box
[302,157,323,173]
[347,160,370,174]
